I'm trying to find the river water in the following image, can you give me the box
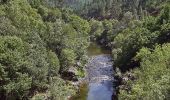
[70,42,114,100]
[86,54,114,100]
[87,42,115,100]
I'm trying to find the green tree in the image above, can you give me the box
[119,43,170,100]
[60,49,76,71]
[0,36,32,99]
[47,50,60,77]
[89,19,104,39]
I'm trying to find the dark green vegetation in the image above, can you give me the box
[56,0,170,99]
[114,4,170,99]
[0,0,170,100]
[0,0,90,99]
[50,0,168,20]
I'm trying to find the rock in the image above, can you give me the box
[86,54,114,83]
[61,67,78,81]
[68,67,78,74]
[76,61,81,66]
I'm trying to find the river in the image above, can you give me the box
[70,42,115,100]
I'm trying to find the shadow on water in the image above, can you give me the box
[87,42,111,56]
[69,83,88,100]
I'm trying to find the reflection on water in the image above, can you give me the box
[69,83,88,100]
[87,81,113,100]
[87,42,111,56]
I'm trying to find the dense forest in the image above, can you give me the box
[0,0,90,99]
[0,0,170,100]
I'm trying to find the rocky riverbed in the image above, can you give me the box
[70,42,115,100]
[86,54,115,100]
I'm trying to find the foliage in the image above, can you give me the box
[112,4,170,69]
[52,0,169,20]
[0,0,91,99]
[49,77,75,100]
[0,0,170,100]
[89,19,104,39]
[0,36,32,99]
[113,3,170,100]
[38,5,62,22]
[47,50,60,77]
[112,27,159,69]
[60,49,76,71]
[119,43,170,100]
